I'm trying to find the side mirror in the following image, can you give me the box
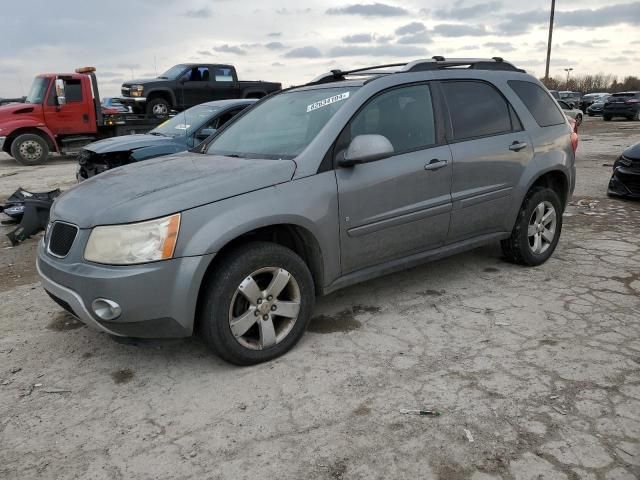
[196,127,216,140]
[338,134,394,167]
[55,78,66,106]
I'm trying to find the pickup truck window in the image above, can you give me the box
[159,64,188,80]
[215,68,234,82]
[208,86,358,160]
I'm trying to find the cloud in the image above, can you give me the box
[562,40,607,48]
[115,62,141,69]
[265,42,286,50]
[213,44,247,55]
[395,22,426,35]
[397,32,432,44]
[434,1,502,19]
[602,56,629,63]
[272,62,285,67]
[184,7,212,18]
[329,44,427,57]
[326,3,409,17]
[196,50,213,56]
[284,46,323,58]
[483,41,516,52]
[267,32,282,37]
[432,24,489,36]
[342,33,374,43]
[276,8,312,14]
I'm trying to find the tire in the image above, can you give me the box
[603,115,612,121]
[501,187,563,267]
[199,241,315,365]
[575,114,583,126]
[10,133,50,165]
[145,98,170,118]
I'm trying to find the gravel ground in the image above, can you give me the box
[0,117,639,480]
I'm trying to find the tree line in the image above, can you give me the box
[540,74,640,93]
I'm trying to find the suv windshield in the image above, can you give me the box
[152,104,222,137]
[25,77,49,104]
[158,65,187,79]
[207,86,357,159]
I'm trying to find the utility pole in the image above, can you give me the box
[544,0,555,83]
[564,68,573,88]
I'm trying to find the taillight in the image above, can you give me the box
[571,132,578,153]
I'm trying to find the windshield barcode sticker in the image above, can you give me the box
[307,92,350,112]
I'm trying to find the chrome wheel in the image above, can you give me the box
[19,140,43,162]
[152,103,168,115]
[228,267,301,350]
[528,201,557,254]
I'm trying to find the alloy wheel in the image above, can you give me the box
[152,103,168,115]
[228,267,301,350]
[19,140,43,162]
[527,201,557,254]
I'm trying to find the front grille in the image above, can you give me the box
[48,222,78,257]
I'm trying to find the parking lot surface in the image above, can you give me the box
[1,117,639,480]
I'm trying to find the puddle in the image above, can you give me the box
[46,313,84,331]
[111,368,135,384]
[308,304,380,333]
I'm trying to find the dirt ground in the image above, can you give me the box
[0,117,639,480]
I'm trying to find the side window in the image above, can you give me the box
[442,81,513,140]
[214,67,234,82]
[558,101,570,110]
[64,79,83,103]
[508,80,566,127]
[184,66,210,82]
[341,84,436,155]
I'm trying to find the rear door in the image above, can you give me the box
[43,77,95,135]
[440,80,532,243]
[335,83,453,274]
[212,66,241,100]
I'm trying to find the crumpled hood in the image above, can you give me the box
[622,142,640,161]
[84,134,181,155]
[51,152,297,228]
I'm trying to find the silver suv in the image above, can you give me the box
[38,58,577,365]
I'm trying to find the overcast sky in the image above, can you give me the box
[1,0,639,97]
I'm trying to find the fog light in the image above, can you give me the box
[91,298,122,320]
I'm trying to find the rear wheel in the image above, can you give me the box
[10,133,50,165]
[501,187,562,266]
[199,242,315,365]
[145,98,170,118]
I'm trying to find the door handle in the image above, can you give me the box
[424,158,448,171]
[509,141,528,152]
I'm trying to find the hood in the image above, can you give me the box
[0,102,39,119]
[622,142,640,161]
[51,152,297,228]
[84,134,183,155]
[122,78,164,86]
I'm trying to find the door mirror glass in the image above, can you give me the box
[339,134,394,167]
[55,78,66,105]
[196,127,216,140]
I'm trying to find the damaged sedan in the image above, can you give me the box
[608,142,640,199]
[76,98,256,179]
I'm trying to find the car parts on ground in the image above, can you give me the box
[1,187,60,245]
[608,142,640,199]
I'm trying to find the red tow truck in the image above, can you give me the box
[0,67,163,165]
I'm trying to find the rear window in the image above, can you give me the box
[442,80,515,140]
[508,80,566,127]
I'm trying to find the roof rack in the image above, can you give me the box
[307,57,525,85]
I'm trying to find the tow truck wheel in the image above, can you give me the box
[10,133,50,166]
[146,98,170,118]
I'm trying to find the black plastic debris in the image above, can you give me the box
[1,188,61,246]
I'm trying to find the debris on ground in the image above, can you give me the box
[399,409,442,417]
[464,429,475,443]
[2,187,60,246]
[42,388,71,394]
[10,367,21,374]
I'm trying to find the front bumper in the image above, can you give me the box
[37,239,214,337]
[608,167,640,199]
[0,136,6,150]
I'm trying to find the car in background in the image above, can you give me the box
[559,91,581,108]
[0,96,26,106]
[77,98,256,179]
[587,95,611,116]
[579,92,608,113]
[558,100,583,126]
[603,91,640,121]
[548,89,560,100]
[101,97,130,113]
[608,142,640,199]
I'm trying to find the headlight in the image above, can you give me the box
[84,213,180,265]
[130,85,144,97]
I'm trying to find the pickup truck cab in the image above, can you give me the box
[120,63,281,116]
[0,67,163,165]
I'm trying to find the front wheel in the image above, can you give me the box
[145,98,170,118]
[199,242,315,365]
[10,133,50,165]
[501,187,563,266]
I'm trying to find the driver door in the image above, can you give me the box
[335,83,453,274]
[180,66,213,107]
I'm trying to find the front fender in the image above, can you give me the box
[146,88,177,105]
[4,120,59,153]
[175,172,341,288]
